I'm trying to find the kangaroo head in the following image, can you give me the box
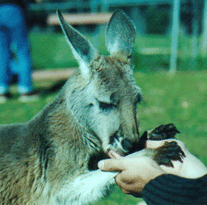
[57,10,142,156]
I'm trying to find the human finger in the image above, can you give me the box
[115,172,144,194]
[146,139,173,149]
[115,170,135,184]
[108,150,122,159]
[120,186,141,197]
[98,159,126,172]
[120,187,130,194]
[146,139,186,150]
[115,173,133,190]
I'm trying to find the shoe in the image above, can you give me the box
[0,92,13,103]
[19,90,40,102]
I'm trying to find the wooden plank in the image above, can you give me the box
[47,12,113,26]
[32,68,76,81]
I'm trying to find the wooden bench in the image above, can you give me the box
[47,12,113,26]
[32,68,76,82]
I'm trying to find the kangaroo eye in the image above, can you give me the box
[99,101,116,111]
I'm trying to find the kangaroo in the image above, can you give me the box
[0,10,184,205]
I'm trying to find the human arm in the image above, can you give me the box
[142,173,207,205]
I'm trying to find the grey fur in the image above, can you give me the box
[0,9,142,205]
[106,9,136,57]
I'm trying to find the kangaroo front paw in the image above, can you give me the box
[153,141,185,167]
[148,123,180,140]
[134,123,180,151]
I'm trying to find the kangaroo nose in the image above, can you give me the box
[121,138,133,153]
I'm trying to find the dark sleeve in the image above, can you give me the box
[142,174,207,205]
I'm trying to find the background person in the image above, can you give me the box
[0,0,41,103]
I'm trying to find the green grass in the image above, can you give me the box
[1,71,206,204]
[30,33,75,69]
[135,71,207,164]
[29,32,207,71]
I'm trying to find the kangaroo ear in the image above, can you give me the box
[57,10,99,78]
[106,9,136,57]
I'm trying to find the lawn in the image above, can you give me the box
[1,71,206,204]
[29,32,207,72]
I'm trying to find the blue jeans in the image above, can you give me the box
[0,4,33,94]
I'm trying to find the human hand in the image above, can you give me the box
[146,139,207,179]
[98,139,207,196]
[98,149,166,196]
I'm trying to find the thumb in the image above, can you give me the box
[146,139,177,149]
[98,159,126,172]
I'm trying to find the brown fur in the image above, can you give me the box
[0,10,142,204]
